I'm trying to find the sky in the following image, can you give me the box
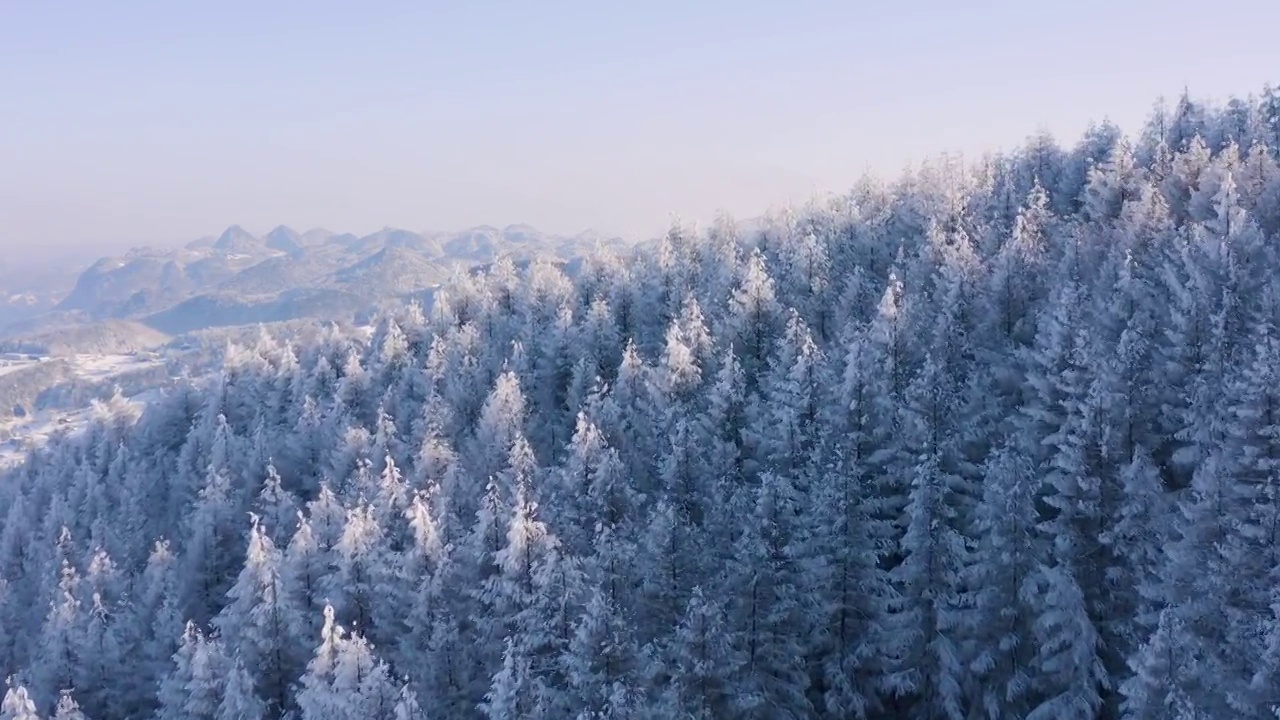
[2,0,1279,257]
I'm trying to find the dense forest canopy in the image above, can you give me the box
[4,86,1280,719]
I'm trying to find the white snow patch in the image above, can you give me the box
[69,353,163,380]
[0,392,150,469]
[0,356,44,378]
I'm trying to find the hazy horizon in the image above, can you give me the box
[4,0,1280,259]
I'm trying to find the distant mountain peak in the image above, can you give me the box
[301,228,336,245]
[355,244,417,266]
[214,225,260,252]
[264,225,303,253]
[185,235,217,250]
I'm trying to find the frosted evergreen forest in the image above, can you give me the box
[5,87,1280,720]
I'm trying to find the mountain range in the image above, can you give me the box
[6,224,626,340]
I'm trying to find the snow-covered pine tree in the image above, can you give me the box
[723,473,812,719]
[216,659,266,720]
[51,691,86,720]
[1,682,40,720]
[963,445,1044,719]
[213,514,305,717]
[649,586,742,719]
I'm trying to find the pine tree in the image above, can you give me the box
[51,691,86,720]
[409,388,465,539]
[986,183,1051,344]
[182,415,247,626]
[1120,609,1196,720]
[469,370,528,498]
[883,450,969,719]
[294,605,347,720]
[858,270,915,544]
[1036,325,1115,690]
[803,366,892,719]
[965,446,1044,720]
[723,476,812,720]
[881,350,973,720]
[675,295,715,382]
[126,538,184,691]
[213,514,304,717]
[1100,448,1168,665]
[652,586,742,719]
[1252,594,1280,718]
[73,592,122,718]
[564,585,640,720]
[479,637,537,720]
[726,248,784,382]
[1235,327,1280,716]
[254,462,300,549]
[31,558,80,710]
[372,454,411,545]
[752,310,825,479]
[155,623,228,720]
[454,480,508,708]
[216,659,266,720]
[1079,137,1137,224]
[596,341,658,501]
[654,317,702,421]
[322,504,383,643]
[283,512,330,648]
[634,499,687,649]
[154,622,199,720]
[380,488,447,672]
[392,684,425,720]
[1156,309,1251,717]
[698,349,749,495]
[477,479,565,716]
[554,412,629,558]
[1026,564,1107,720]
[296,605,402,720]
[523,300,577,458]
[1,682,40,720]
[401,549,469,715]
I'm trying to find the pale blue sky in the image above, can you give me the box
[3,0,1278,255]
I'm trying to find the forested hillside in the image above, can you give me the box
[4,87,1280,719]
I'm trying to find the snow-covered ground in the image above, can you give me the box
[1,405,79,467]
[0,355,46,378]
[68,352,164,380]
[0,390,157,469]
[0,353,170,467]
[1,352,164,386]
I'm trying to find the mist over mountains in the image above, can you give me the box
[2,224,627,340]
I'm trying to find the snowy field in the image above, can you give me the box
[0,404,86,468]
[67,352,165,380]
[0,391,154,468]
[0,354,46,378]
[0,353,167,467]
